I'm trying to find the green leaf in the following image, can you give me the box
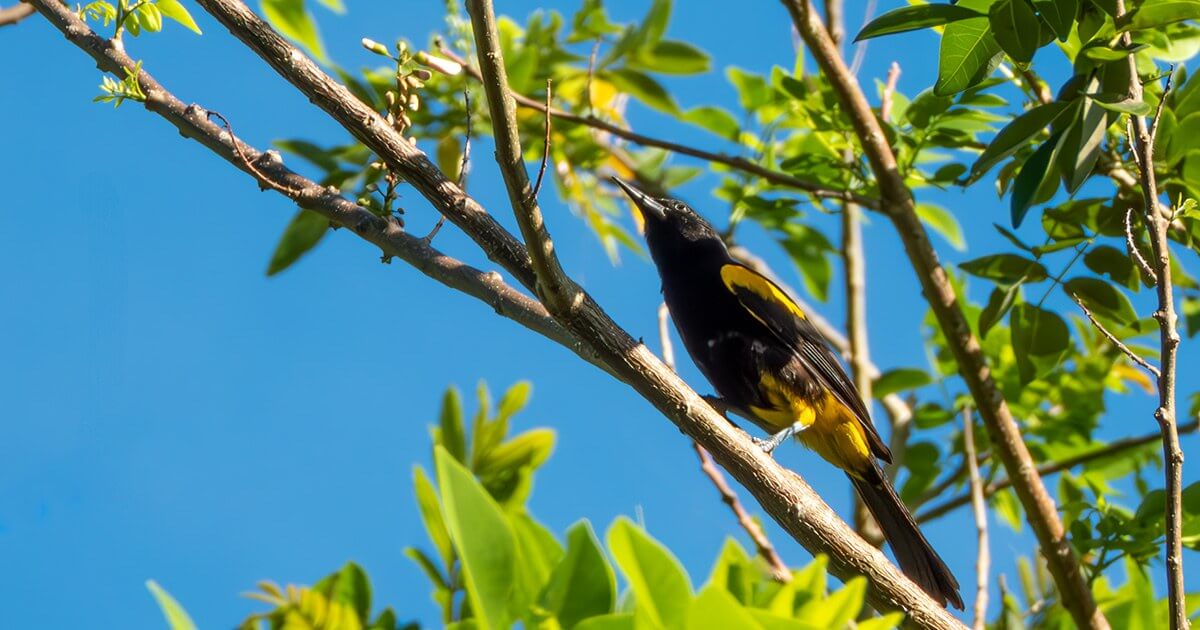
[607,517,691,628]
[541,521,616,628]
[496,381,532,423]
[266,209,329,276]
[435,446,516,630]
[261,0,329,64]
[146,581,197,630]
[992,487,1024,531]
[935,0,1004,96]
[810,577,866,627]
[606,69,679,114]
[989,0,1043,63]
[1057,90,1110,193]
[633,40,711,75]
[1085,245,1142,291]
[273,139,339,171]
[980,282,1023,337]
[404,547,448,588]
[687,586,761,629]
[858,612,905,630]
[1182,296,1200,337]
[1010,131,1063,227]
[1064,277,1140,329]
[313,0,344,14]
[137,3,162,32]
[959,253,1048,283]
[438,387,467,463]
[1010,303,1072,383]
[970,101,1071,180]
[637,0,671,45]
[854,4,985,41]
[576,614,635,630]
[1033,0,1077,40]
[510,513,564,620]
[872,368,933,398]
[476,428,555,476]
[413,465,454,569]
[915,203,966,250]
[323,562,371,621]
[705,539,754,604]
[1117,0,1200,31]
[1089,94,1153,116]
[682,106,739,140]
[156,0,201,34]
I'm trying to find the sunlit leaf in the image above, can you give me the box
[855,4,985,41]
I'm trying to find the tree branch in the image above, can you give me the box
[778,1,1106,626]
[1070,292,1161,378]
[434,45,880,210]
[1115,3,1189,623]
[48,0,968,622]
[24,0,607,381]
[917,420,1200,523]
[0,2,33,27]
[962,408,990,630]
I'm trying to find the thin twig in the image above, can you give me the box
[847,0,875,75]
[206,110,302,196]
[1125,208,1158,284]
[779,0,1101,624]
[585,38,600,118]
[1069,292,1161,378]
[435,45,881,210]
[0,2,33,26]
[658,304,791,583]
[962,408,990,630]
[425,88,473,243]
[531,78,552,201]
[880,62,900,124]
[917,420,1200,523]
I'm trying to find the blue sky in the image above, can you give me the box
[2,0,1197,627]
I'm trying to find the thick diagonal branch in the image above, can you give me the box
[0,2,32,27]
[779,0,1104,626]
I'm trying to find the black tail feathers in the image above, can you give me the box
[850,466,964,610]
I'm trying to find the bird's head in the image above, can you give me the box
[611,177,723,254]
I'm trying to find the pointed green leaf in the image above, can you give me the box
[576,614,635,630]
[959,253,1048,283]
[541,521,617,628]
[687,586,762,629]
[436,446,515,629]
[682,106,740,140]
[261,0,329,64]
[606,69,679,114]
[935,0,1004,96]
[1064,277,1140,329]
[146,581,198,630]
[1117,0,1200,31]
[413,465,454,569]
[607,517,691,628]
[156,0,201,34]
[970,100,1071,180]
[872,368,933,398]
[1010,303,1072,383]
[267,209,329,276]
[915,202,966,250]
[1057,91,1109,193]
[1011,130,1064,227]
[439,387,467,463]
[979,281,1023,337]
[854,4,985,41]
[989,0,1043,63]
[1033,0,1077,40]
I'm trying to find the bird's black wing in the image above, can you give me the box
[719,263,892,463]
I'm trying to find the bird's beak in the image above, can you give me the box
[611,176,667,221]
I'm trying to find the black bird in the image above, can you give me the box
[613,176,963,610]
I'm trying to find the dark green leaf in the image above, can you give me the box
[436,446,515,630]
[1183,296,1200,337]
[1088,93,1153,116]
[970,101,1071,180]
[990,0,1043,63]
[1011,131,1063,227]
[855,4,985,41]
[633,40,710,75]
[1057,88,1110,193]
[266,210,328,276]
[540,521,615,628]
[935,0,1005,96]
[872,368,933,398]
[438,387,467,463]
[1010,303,1072,383]
[1033,0,1077,40]
[980,282,1023,337]
[1064,276,1140,329]
[1085,245,1142,291]
[959,253,1049,283]
[274,139,340,172]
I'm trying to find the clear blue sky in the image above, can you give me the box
[2,1,1196,627]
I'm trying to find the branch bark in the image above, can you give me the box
[778,1,1105,626]
[1116,2,1188,623]
[173,0,969,623]
[962,409,990,630]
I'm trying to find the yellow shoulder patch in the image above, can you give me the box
[719,264,807,321]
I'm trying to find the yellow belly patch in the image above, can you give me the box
[751,373,872,474]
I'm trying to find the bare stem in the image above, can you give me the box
[1115,2,1188,624]
[532,79,552,201]
[1069,292,1161,378]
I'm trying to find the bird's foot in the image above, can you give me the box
[753,422,805,456]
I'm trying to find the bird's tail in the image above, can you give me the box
[850,465,964,610]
